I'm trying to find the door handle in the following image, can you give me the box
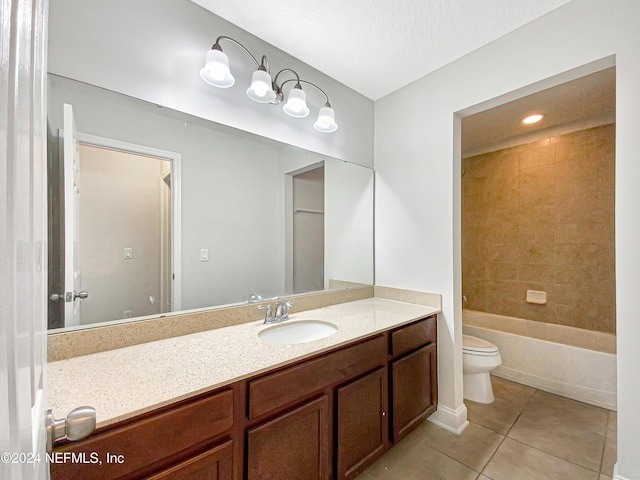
[49,293,63,302]
[46,406,96,452]
[72,290,89,301]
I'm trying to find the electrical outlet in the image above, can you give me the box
[123,310,132,318]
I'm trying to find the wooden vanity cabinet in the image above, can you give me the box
[247,395,330,480]
[50,389,234,480]
[390,317,438,443]
[336,367,388,479]
[144,440,233,480]
[50,315,437,480]
[246,335,387,480]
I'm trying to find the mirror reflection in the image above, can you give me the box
[47,74,374,331]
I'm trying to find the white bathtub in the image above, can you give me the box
[463,309,617,410]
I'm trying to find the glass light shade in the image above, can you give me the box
[246,69,276,103]
[314,106,338,133]
[200,49,235,88]
[283,87,310,118]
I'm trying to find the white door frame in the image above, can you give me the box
[73,132,183,312]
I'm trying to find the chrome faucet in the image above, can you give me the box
[258,304,274,323]
[274,300,294,322]
[258,300,294,324]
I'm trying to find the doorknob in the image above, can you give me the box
[73,290,89,300]
[49,293,63,302]
[46,406,96,452]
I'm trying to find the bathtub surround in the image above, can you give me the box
[462,124,615,333]
[464,309,615,354]
[464,310,616,410]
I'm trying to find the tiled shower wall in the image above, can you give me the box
[462,124,615,333]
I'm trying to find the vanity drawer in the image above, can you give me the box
[249,335,386,419]
[50,389,234,480]
[391,316,436,357]
[145,440,233,480]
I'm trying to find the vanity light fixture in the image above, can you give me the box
[200,36,338,133]
[521,113,544,125]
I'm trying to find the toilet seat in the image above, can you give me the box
[463,334,499,356]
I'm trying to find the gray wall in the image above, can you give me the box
[47,0,374,168]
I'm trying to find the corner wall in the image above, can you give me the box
[374,0,640,477]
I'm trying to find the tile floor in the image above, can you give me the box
[359,376,617,480]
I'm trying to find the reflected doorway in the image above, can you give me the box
[285,164,325,294]
[77,144,172,325]
[47,107,182,328]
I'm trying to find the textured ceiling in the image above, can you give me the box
[462,67,616,156]
[191,0,572,100]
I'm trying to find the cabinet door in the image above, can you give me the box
[145,440,232,480]
[336,368,387,479]
[391,343,437,442]
[247,395,329,480]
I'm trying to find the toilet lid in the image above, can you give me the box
[463,335,499,353]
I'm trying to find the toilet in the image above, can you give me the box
[462,334,502,404]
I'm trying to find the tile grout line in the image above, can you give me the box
[507,436,603,476]
[478,432,507,478]
[478,386,536,477]
[506,387,608,474]
[503,386,537,438]
[417,428,491,476]
[598,410,612,475]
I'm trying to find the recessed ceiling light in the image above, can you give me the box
[522,114,544,125]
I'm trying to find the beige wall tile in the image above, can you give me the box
[462,124,615,333]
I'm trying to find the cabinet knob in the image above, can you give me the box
[46,406,96,452]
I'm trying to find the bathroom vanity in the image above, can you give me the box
[48,299,438,480]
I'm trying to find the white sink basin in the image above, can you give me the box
[258,320,338,345]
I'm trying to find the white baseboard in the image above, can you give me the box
[428,403,469,435]
[613,463,633,480]
[493,367,616,410]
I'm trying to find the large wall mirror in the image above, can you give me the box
[47,74,374,331]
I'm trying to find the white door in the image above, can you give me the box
[62,104,83,327]
[0,0,49,479]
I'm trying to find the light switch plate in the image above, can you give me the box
[124,247,133,259]
[200,249,209,262]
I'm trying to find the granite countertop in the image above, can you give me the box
[47,297,439,429]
